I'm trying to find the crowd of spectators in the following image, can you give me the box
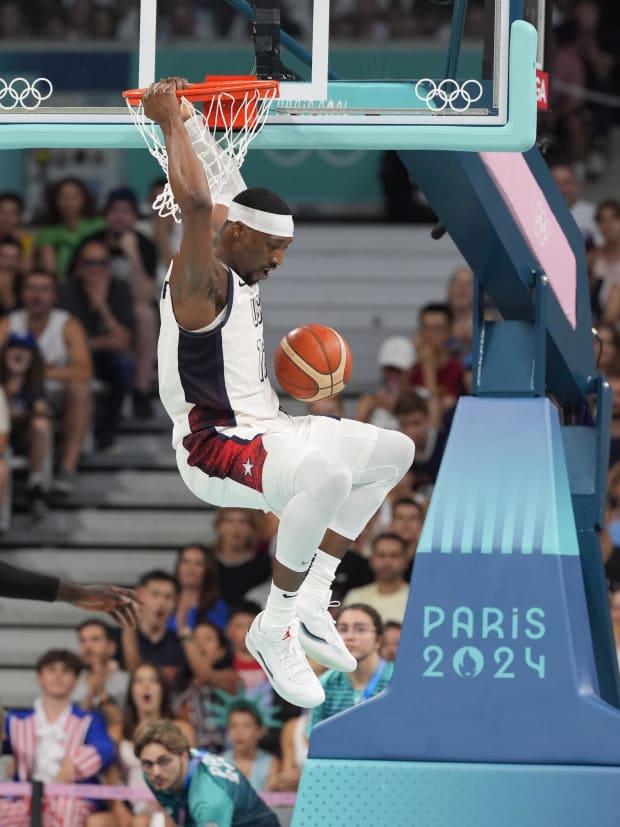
[0,504,410,824]
[0,176,475,822]
[0,190,617,824]
[2,3,620,815]
[541,0,620,180]
[0,0,616,50]
[0,179,174,517]
[0,0,474,43]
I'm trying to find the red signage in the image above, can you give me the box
[536,70,549,111]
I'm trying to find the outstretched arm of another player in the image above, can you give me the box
[142,78,223,328]
[0,559,139,626]
[57,582,140,626]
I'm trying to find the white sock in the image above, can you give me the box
[28,471,44,489]
[300,550,340,600]
[263,583,298,631]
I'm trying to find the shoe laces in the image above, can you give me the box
[321,589,341,622]
[302,587,339,612]
[274,620,311,681]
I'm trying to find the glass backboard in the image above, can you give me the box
[0,0,540,151]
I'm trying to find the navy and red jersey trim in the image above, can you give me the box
[189,404,234,431]
[182,428,267,493]
[176,269,236,429]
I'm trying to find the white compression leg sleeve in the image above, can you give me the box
[269,450,353,573]
[299,427,414,599]
[329,427,415,540]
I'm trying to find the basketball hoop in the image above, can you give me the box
[122,76,279,221]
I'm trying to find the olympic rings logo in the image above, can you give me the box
[414,78,484,112]
[534,201,551,245]
[0,77,53,110]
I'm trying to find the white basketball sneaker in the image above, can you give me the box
[245,612,326,708]
[297,592,357,672]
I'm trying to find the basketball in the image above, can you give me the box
[274,324,353,402]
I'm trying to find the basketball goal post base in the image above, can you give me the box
[0,21,536,151]
[292,759,620,827]
[293,397,620,827]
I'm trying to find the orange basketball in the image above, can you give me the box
[274,324,353,401]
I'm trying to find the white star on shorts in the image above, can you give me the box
[242,458,254,477]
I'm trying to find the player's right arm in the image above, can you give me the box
[142,78,225,330]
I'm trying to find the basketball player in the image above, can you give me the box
[143,78,415,709]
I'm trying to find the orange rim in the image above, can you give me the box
[122,78,279,108]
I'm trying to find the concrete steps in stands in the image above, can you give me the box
[55,470,201,509]
[0,508,215,548]
[0,548,178,587]
[0,628,78,666]
[0,669,38,708]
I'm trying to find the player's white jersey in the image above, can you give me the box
[158,264,280,448]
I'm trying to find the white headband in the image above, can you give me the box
[228,202,294,237]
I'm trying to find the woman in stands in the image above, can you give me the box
[211,508,272,607]
[169,543,228,633]
[36,177,106,279]
[308,604,394,732]
[0,330,52,518]
[173,619,240,754]
[92,663,195,827]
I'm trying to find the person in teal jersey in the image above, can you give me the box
[135,719,280,827]
[309,604,394,733]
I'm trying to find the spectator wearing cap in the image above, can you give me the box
[0,330,52,518]
[0,270,93,495]
[61,238,134,451]
[83,187,159,419]
[356,335,416,429]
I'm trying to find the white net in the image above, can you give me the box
[125,86,277,222]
